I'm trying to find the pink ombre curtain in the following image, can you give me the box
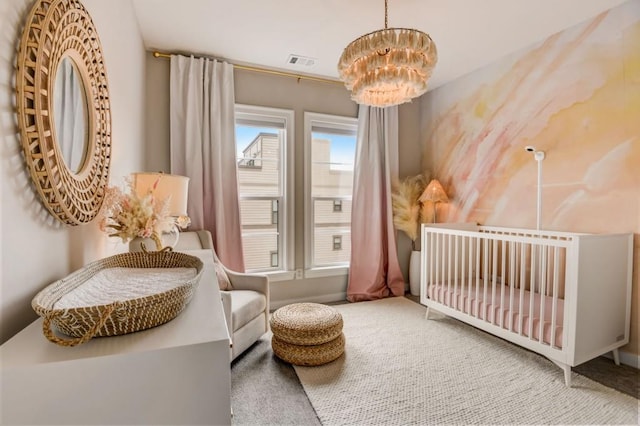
[169,54,245,272]
[347,105,404,302]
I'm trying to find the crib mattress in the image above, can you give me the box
[427,280,564,348]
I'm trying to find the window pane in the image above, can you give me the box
[236,126,281,197]
[311,132,355,197]
[239,199,278,227]
[313,198,351,266]
[307,114,357,270]
[239,198,281,271]
[241,230,280,270]
[235,104,291,274]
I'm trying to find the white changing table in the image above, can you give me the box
[0,250,231,425]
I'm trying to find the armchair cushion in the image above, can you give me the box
[227,290,267,332]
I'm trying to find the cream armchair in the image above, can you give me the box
[130,230,269,361]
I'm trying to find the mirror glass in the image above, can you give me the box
[53,56,89,173]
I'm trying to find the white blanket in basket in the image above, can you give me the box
[54,267,198,309]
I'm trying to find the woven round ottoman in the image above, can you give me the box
[270,303,344,366]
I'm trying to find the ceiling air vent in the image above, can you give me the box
[287,54,316,67]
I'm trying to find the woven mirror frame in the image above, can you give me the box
[16,0,111,225]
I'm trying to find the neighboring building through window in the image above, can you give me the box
[238,137,262,168]
[304,112,357,269]
[271,199,278,224]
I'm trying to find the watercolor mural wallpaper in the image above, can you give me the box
[421,0,639,356]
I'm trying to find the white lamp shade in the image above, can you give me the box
[132,172,189,216]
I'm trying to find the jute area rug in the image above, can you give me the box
[293,297,639,425]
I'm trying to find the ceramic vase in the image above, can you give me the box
[409,250,421,296]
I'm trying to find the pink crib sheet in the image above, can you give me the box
[427,281,564,348]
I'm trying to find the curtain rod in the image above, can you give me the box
[152,51,343,86]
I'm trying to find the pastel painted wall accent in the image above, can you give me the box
[421,0,639,358]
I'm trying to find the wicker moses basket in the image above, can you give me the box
[31,250,204,347]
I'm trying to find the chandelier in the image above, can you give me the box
[337,0,437,107]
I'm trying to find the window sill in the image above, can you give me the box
[261,266,349,282]
[304,266,349,279]
[263,270,296,282]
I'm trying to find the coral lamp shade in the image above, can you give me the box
[419,179,448,203]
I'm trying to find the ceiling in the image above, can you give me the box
[131,0,629,91]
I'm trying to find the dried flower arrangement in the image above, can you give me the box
[391,174,430,250]
[98,177,190,251]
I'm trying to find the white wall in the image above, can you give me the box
[0,0,147,344]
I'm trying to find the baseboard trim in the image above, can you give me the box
[270,292,346,311]
[602,350,640,369]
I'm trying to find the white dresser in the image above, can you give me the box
[1,250,231,425]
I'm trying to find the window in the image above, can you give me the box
[332,235,342,251]
[271,199,278,224]
[235,105,293,274]
[304,112,357,269]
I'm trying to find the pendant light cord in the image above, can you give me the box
[384,0,388,29]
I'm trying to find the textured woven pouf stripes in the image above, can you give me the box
[272,333,345,366]
[270,303,345,366]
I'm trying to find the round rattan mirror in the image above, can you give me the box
[16,0,111,225]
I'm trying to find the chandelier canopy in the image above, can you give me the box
[337,0,437,107]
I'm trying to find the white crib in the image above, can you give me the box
[419,223,633,386]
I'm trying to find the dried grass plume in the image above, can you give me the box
[392,174,427,243]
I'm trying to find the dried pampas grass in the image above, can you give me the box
[392,174,427,243]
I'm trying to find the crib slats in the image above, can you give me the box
[500,240,507,328]
[490,239,498,324]
[429,231,435,302]
[551,246,560,349]
[519,242,526,339]
[454,235,459,310]
[539,245,548,344]
[435,232,441,304]
[423,227,569,350]
[528,245,536,341]
[508,241,515,332]
[475,237,481,319]
[468,236,474,314]
[483,238,489,321]
[447,233,452,308]
[461,235,467,312]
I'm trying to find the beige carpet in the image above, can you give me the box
[294,297,639,425]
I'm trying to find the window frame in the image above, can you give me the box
[303,112,357,278]
[235,104,295,281]
[332,235,342,251]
